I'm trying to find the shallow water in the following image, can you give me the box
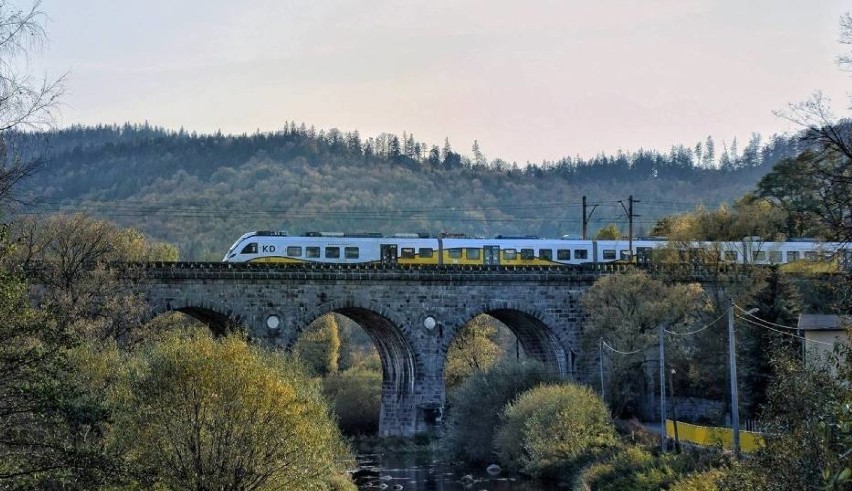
[353,453,556,491]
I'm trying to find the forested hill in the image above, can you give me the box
[11,123,804,260]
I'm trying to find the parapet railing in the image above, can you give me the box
[106,261,754,283]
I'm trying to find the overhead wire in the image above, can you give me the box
[601,339,646,355]
[664,312,726,336]
[17,197,663,227]
[734,304,801,331]
[19,197,600,223]
[735,314,836,346]
[17,196,819,228]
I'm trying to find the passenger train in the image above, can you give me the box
[223,231,851,269]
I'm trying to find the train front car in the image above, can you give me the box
[222,232,377,265]
[223,232,441,266]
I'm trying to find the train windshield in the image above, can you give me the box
[223,232,257,260]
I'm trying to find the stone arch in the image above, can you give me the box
[298,299,421,436]
[448,300,569,378]
[146,301,245,337]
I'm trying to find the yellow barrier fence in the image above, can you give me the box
[665,420,764,452]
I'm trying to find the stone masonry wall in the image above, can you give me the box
[138,266,595,436]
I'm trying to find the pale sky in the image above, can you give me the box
[27,0,852,163]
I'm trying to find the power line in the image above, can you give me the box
[734,304,800,331]
[735,314,836,346]
[665,312,726,336]
[601,339,646,355]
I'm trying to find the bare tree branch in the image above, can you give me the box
[0,0,64,209]
[839,12,852,72]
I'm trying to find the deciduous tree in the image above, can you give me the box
[112,330,353,490]
[581,271,707,416]
[7,213,178,345]
[0,0,63,207]
[774,93,851,244]
[0,232,121,489]
[594,223,622,240]
[444,315,502,390]
[721,348,850,490]
[295,313,342,376]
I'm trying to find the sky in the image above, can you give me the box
[24,0,852,164]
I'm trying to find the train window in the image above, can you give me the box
[574,249,588,260]
[620,250,630,260]
[804,251,817,260]
[466,248,481,260]
[419,248,434,258]
[306,247,320,258]
[325,247,340,259]
[503,249,517,260]
[540,249,552,260]
[448,249,462,259]
[240,243,258,254]
[520,248,534,260]
[401,248,415,259]
[769,251,782,263]
[602,250,616,260]
[787,251,800,262]
[557,249,570,260]
[345,247,359,259]
[286,246,302,257]
[724,251,738,261]
[753,251,767,261]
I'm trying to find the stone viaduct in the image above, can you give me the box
[134,262,715,436]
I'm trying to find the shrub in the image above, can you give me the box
[112,330,354,490]
[294,314,341,376]
[577,445,721,491]
[443,361,556,463]
[494,383,616,479]
[671,469,724,491]
[323,366,382,435]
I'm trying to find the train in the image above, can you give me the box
[223,231,851,269]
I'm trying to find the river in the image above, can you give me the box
[353,452,557,490]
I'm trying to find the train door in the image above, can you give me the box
[381,244,398,265]
[484,245,500,266]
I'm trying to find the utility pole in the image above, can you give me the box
[728,298,740,457]
[659,324,667,452]
[669,368,681,453]
[582,196,598,240]
[599,338,605,400]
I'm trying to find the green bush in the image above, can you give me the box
[443,361,556,463]
[294,314,341,376]
[494,383,616,479]
[577,445,721,491]
[323,366,382,435]
[671,469,724,491]
[110,330,354,490]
